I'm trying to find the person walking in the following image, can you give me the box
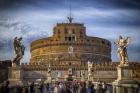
[4,81,10,93]
[30,82,35,93]
[39,82,44,93]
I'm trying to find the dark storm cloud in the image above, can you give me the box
[86,18,140,27]
[129,45,140,53]
[0,0,140,9]
[0,0,140,62]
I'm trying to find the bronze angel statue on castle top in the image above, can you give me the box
[115,35,131,66]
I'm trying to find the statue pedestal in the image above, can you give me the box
[81,77,86,82]
[88,74,94,82]
[47,76,52,83]
[45,74,52,83]
[8,66,23,86]
[112,65,139,93]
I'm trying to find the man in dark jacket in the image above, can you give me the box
[30,82,35,93]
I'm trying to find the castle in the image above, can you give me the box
[6,19,140,84]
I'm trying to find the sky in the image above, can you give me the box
[0,0,140,63]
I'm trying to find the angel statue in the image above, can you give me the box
[47,68,51,77]
[81,71,85,78]
[13,37,25,66]
[115,36,131,66]
[47,63,51,76]
[88,61,93,75]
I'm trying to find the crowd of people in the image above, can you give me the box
[0,80,113,93]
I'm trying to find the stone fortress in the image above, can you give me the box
[6,18,140,85]
[30,22,111,64]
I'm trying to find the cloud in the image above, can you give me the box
[0,16,49,62]
[0,0,140,62]
[0,0,140,9]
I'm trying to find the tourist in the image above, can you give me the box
[78,82,82,93]
[4,80,10,93]
[16,85,22,93]
[49,83,54,93]
[39,82,44,93]
[30,82,35,93]
[88,81,96,93]
[92,84,96,93]
[43,83,47,93]
[54,83,59,93]
[46,83,50,92]
[62,83,67,93]
[78,82,86,93]
[0,83,5,93]
[72,82,78,93]
[65,84,71,93]
[96,83,104,93]
[102,82,107,93]
[106,84,112,93]
[86,81,96,93]
[58,82,64,93]
[25,86,29,93]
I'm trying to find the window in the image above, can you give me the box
[65,36,76,41]
[58,35,60,38]
[72,37,75,41]
[102,41,105,44]
[58,29,60,34]
[65,37,68,41]
[72,29,75,34]
[68,37,72,41]
[65,28,68,34]
[107,42,110,46]
[53,31,56,34]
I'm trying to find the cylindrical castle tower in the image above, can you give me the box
[30,22,111,65]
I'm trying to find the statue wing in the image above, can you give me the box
[126,37,131,46]
[117,35,123,45]
[14,38,18,53]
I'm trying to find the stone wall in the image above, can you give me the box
[0,60,12,83]
[21,62,140,83]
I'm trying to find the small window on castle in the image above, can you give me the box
[65,37,68,41]
[58,29,60,34]
[65,28,68,34]
[92,40,94,42]
[72,29,75,34]
[80,30,83,34]
[41,41,43,43]
[87,39,90,42]
[107,42,110,46]
[53,31,56,34]
[72,37,75,41]
[102,41,105,44]
[68,37,72,41]
[58,35,60,38]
